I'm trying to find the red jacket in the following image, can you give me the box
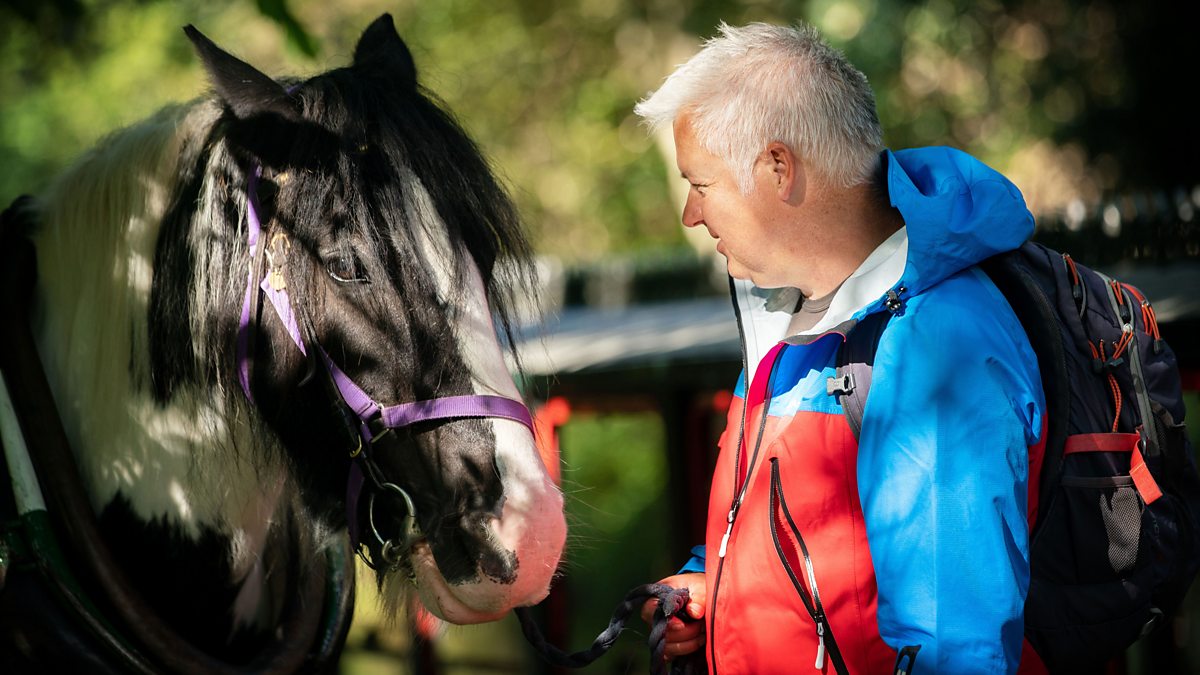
[704,340,897,674]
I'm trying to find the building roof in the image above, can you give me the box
[513,256,1200,387]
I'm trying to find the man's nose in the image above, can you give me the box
[681,195,702,229]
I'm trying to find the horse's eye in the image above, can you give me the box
[326,255,369,284]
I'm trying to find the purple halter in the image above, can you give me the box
[233,161,534,553]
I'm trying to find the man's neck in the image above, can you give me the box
[796,181,903,298]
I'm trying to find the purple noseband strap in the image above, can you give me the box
[379,395,533,430]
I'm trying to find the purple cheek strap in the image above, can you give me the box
[234,161,534,550]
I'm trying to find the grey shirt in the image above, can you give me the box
[786,285,841,336]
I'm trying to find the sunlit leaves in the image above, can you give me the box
[2,0,1190,259]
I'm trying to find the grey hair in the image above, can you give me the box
[635,22,882,193]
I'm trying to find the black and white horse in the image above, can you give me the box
[3,14,564,667]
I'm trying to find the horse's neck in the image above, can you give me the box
[30,100,292,591]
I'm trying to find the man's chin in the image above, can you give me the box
[723,261,759,286]
[718,253,744,279]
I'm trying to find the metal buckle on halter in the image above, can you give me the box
[368,481,422,572]
[365,414,393,446]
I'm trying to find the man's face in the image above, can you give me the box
[672,115,786,287]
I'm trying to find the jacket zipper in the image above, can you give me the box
[769,458,850,675]
[709,278,784,674]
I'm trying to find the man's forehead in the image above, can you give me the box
[674,124,716,178]
[673,117,700,160]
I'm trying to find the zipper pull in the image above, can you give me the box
[815,622,826,670]
[718,509,734,558]
[884,286,907,315]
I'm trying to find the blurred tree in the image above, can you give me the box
[841,0,1199,220]
[1,0,1192,260]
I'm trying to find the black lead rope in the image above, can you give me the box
[514,583,703,674]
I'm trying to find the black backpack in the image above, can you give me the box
[829,240,1200,671]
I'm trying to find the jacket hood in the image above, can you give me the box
[732,146,1033,381]
[886,146,1033,301]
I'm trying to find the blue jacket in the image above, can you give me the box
[687,147,1046,673]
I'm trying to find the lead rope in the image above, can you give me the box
[514,583,702,674]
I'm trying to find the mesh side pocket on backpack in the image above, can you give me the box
[1059,476,1141,577]
[1025,432,1157,669]
[1034,433,1148,584]
[1143,405,1200,613]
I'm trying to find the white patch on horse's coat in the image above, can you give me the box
[456,259,525,400]
[446,232,566,612]
[404,172,457,305]
[232,551,267,630]
[229,472,285,629]
[483,419,565,590]
[32,100,290,632]
[403,171,522,400]
[167,480,193,522]
[399,174,565,622]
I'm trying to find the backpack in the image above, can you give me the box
[829,240,1200,671]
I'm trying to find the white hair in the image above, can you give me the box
[635,22,882,192]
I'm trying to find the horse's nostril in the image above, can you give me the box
[478,546,518,585]
[425,512,519,586]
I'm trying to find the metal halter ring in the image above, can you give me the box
[368,481,422,569]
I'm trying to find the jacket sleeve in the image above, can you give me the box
[677,545,706,574]
[856,269,1045,674]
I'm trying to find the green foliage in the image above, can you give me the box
[560,412,668,536]
[558,412,672,672]
[253,0,317,57]
[2,0,1190,257]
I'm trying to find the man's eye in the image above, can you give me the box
[326,255,369,283]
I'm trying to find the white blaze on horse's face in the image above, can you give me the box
[406,178,565,623]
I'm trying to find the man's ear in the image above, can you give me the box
[764,142,804,204]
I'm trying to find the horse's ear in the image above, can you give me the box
[184,25,301,122]
[353,14,417,87]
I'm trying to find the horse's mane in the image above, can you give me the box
[29,99,261,523]
[32,100,222,378]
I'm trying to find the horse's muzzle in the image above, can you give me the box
[414,474,565,624]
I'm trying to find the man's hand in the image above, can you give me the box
[641,572,706,659]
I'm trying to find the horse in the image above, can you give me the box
[0,14,565,671]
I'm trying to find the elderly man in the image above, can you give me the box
[635,22,1045,674]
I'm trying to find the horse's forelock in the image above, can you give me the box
[276,70,535,366]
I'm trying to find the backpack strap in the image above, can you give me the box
[979,245,1070,535]
[829,310,892,442]
[829,247,1067,522]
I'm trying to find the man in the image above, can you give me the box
[634,22,1045,674]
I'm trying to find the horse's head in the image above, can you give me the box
[184,15,565,624]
